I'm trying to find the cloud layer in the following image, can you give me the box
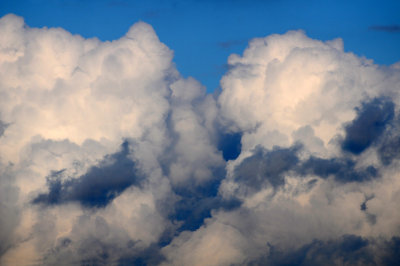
[1,14,400,265]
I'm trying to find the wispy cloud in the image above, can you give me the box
[369,25,400,33]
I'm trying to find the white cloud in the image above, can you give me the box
[162,30,400,265]
[218,30,399,155]
[0,14,221,265]
[1,13,400,266]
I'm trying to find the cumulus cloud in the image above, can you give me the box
[0,13,222,265]
[1,13,400,266]
[165,30,400,265]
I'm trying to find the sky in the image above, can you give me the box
[1,1,400,266]
[1,0,400,92]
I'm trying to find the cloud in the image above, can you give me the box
[233,144,301,191]
[369,25,400,33]
[379,135,400,165]
[249,235,400,266]
[218,30,399,155]
[32,141,142,208]
[299,156,378,183]
[0,163,20,258]
[376,113,400,165]
[0,120,8,137]
[1,13,400,266]
[0,13,225,265]
[341,97,394,155]
[162,29,400,266]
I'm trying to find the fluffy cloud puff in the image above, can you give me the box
[0,14,222,265]
[219,30,400,155]
[1,14,400,266]
[165,31,400,265]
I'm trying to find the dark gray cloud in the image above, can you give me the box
[170,177,241,232]
[378,136,400,165]
[299,156,378,183]
[369,25,400,33]
[360,195,377,225]
[33,141,142,208]
[0,164,20,257]
[118,243,166,266]
[233,142,379,193]
[341,98,394,155]
[339,97,400,165]
[381,237,400,266]
[234,144,301,190]
[0,120,8,137]
[44,237,167,266]
[41,214,168,265]
[250,235,400,266]
[376,114,400,165]
[157,117,242,233]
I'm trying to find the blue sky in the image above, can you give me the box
[1,0,399,92]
